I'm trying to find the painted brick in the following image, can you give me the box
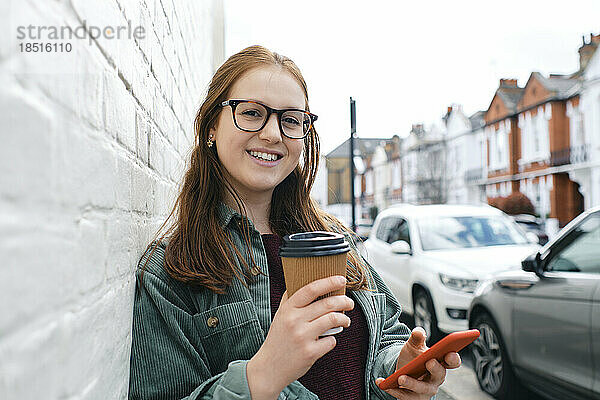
[0,85,55,203]
[104,70,136,151]
[1,0,224,398]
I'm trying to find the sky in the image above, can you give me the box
[223,0,600,155]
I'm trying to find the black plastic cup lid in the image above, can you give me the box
[279,231,351,258]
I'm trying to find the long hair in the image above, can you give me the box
[141,45,372,293]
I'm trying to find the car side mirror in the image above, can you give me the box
[521,252,544,276]
[525,231,539,244]
[390,240,411,255]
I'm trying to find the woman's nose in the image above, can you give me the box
[258,113,282,143]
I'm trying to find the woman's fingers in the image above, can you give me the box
[309,311,351,336]
[375,358,448,398]
[443,352,461,369]
[303,294,354,322]
[288,275,346,308]
[406,327,428,349]
[395,358,446,394]
[424,358,447,386]
[374,378,414,400]
[395,327,429,370]
[312,335,338,359]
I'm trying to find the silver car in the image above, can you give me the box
[468,207,600,400]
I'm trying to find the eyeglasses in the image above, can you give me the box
[220,99,318,139]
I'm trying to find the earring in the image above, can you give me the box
[207,135,214,147]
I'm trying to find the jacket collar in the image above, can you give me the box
[217,201,256,232]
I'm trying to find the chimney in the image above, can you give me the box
[499,79,518,88]
[411,124,424,135]
[579,32,600,71]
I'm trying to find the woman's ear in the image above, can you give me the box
[209,124,218,142]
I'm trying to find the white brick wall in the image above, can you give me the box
[0,0,224,398]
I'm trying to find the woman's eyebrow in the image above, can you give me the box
[243,98,305,109]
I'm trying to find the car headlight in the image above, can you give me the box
[439,273,479,293]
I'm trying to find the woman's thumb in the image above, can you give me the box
[407,327,427,348]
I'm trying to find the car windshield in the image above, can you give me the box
[418,215,529,251]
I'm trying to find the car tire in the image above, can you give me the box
[413,289,440,344]
[472,312,524,399]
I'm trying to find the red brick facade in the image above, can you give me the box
[485,73,584,227]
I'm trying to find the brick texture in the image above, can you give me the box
[0,0,224,398]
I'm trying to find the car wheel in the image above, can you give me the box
[413,289,440,344]
[472,312,523,399]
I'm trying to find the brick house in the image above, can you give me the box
[485,34,599,228]
[516,72,582,228]
[325,137,394,223]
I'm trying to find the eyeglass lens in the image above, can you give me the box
[234,102,311,138]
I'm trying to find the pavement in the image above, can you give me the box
[438,365,493,400]
[436,388,456,400]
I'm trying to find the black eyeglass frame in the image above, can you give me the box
[220,99,318,139]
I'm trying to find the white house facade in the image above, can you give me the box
[577,43,600,208]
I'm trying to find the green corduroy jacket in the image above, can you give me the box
[128,203,414,400]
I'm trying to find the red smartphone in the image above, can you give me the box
[377,329,480,390]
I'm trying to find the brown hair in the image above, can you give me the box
[142,45,372,293]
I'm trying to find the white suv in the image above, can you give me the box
[362,204,539,341]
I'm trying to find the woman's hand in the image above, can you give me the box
[375,327,461,399]
[247,275,354,400]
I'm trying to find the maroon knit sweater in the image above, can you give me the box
[261,233,369,400]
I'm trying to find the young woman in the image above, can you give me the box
[128,45,460,400]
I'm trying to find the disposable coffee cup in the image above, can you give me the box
[279,231,351,336]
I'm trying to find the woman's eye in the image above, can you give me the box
[283,116,300,125]
[241,109,262,118]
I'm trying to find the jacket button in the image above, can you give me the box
[207,316,219,328]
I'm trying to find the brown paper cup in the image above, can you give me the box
[279,231,351,336]
[280,253,348,299]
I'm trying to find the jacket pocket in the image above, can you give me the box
[193,300,264,374]
[372,292,386,321]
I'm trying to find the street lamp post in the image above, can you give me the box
[350,97,356,233]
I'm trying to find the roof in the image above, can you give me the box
[326,137,392,158]
[496,87,525,112]
[532,72,581,98]
[378,203,504,220]
[468,111,486,130]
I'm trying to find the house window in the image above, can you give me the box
[571,111,585,146]
[365,171,373,195]
[392,160,401,189]
[480,138,486,168]
[533,114,541,154]
[496,128,506,168]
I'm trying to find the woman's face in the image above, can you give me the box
[211,66,306,198]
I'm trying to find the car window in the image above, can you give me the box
[375,217,390,242]
[546,214,600,273]
[418,215,529,251]
[387,218,411,246]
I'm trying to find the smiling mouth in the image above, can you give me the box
[246,150,283,162]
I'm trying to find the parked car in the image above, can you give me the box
[355,218,373,241]
[468,207,600,400]
[510,213,549,245]
[362,204,539,342]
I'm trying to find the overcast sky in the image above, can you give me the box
[223,0,600,155]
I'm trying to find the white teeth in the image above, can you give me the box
[249,151,279,161]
